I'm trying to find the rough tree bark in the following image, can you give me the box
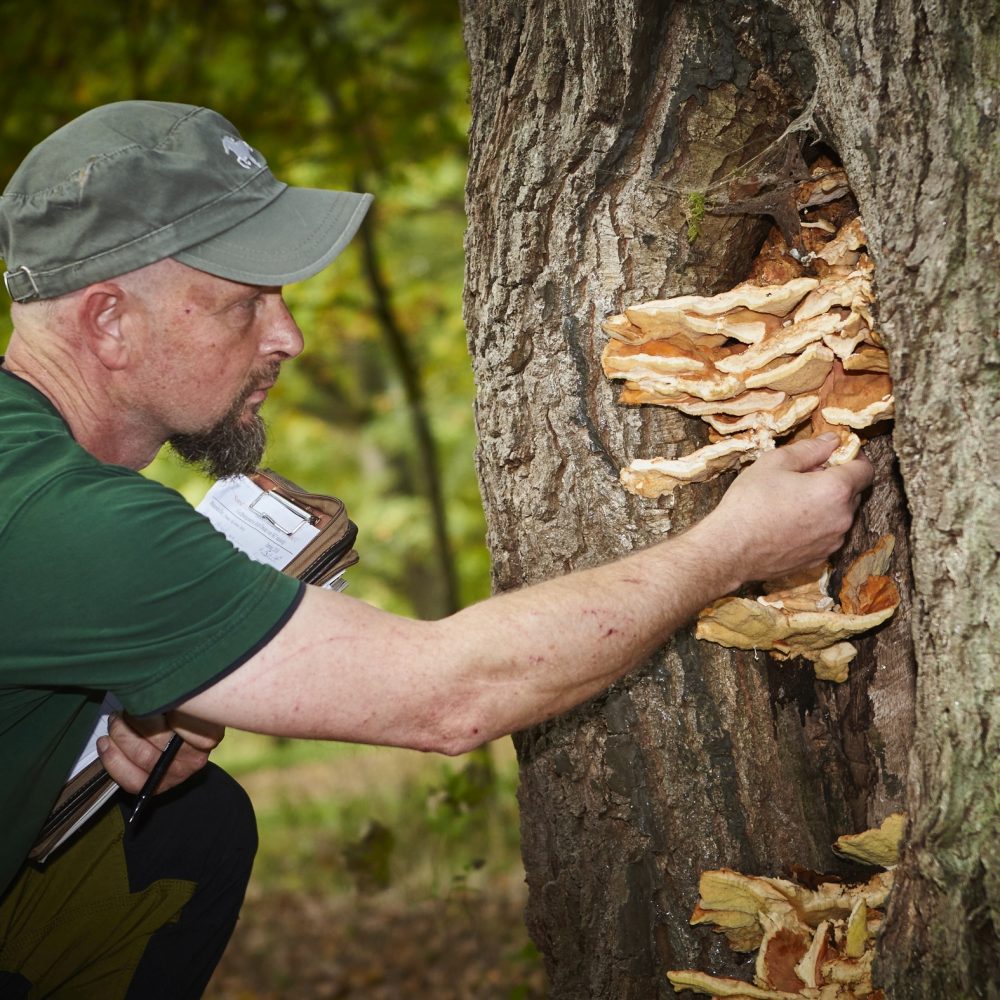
[781,5,1000,998]
[461,1,998,998]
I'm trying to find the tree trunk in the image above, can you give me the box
[462,1,996,997]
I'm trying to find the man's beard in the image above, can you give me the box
[168,365,276,479]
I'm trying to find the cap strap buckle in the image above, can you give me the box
[4,266,41,302]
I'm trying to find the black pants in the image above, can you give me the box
[0,764,257,999]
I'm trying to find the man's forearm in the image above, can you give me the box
[429,433,872,748]
[432,520,738,749]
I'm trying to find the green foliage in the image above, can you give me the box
[687,190,707,242]
[0,0,487,618]
[429,749,498,818]
[222,736,524,900]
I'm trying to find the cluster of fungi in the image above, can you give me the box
[601,159,907,997]
[666,814,905,1000]
[601,159,899,682]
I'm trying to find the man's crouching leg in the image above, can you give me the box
[0,763,257,999]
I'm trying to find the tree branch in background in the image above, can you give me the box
[286,0,462,616]
[355,198,460,616]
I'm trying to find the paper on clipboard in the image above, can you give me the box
[195,476,320,571]
[69,693,122,773]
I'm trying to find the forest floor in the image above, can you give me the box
[205,877,546,999]
[202,736,547,999]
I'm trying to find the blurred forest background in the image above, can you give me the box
[0,1,544,996]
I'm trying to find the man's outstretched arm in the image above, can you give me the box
[173,435,873,754]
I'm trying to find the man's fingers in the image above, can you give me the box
[101,712,211,795]
[762,434,840,472]
[165,710,224,752]
[715,433,877,584]
[97,733,150,794]
[118,710,222,752]
[107,713,166,770]
[759,437,874,496]
[823,451,875,497]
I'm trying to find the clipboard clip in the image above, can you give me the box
[249,491,317,535]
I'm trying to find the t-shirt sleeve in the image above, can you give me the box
[3,466,303,715]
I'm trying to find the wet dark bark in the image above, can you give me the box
[461,1,996,997]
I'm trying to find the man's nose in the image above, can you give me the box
[263,294,304,360]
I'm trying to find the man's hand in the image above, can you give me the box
[702,434,875,584]
[97,711,224,794]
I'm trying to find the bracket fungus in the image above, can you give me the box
[695,536,899,683]
[832,813,906,868]
[666,816,906,1000]
[603,163,899,680]
[603,161,892,498]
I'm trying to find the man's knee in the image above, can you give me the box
[118,765,258,999]
[121,762,257,892]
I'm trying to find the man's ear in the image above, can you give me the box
[77,283,132,371]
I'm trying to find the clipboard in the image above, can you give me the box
[27,759,118,861]
[248,469,359,586]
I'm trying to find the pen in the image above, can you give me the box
[126,732,183,829]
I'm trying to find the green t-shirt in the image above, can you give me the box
[0,369,303,893]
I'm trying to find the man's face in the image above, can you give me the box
[125,261,304,476]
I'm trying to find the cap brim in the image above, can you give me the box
[173,186,373,287]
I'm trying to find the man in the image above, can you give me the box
[0,101,872,997]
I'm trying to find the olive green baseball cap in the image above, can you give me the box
[0,100,372,302]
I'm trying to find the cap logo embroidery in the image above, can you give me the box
[221,135,264,170]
